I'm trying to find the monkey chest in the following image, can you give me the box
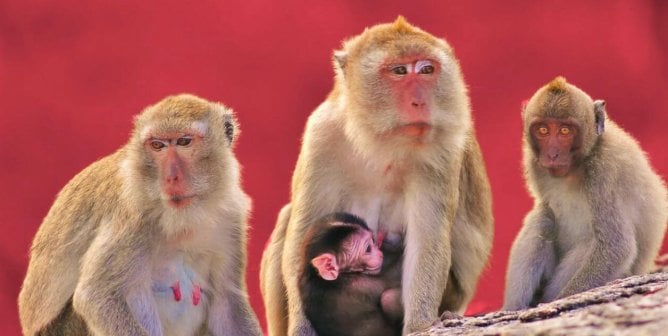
[346,193,406,235]
[151,253,210,335]
[548,190,594,251]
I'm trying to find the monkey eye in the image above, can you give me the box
[365,244,372,254]
[176,137,192,146]
[418,65,434,74]
[537,126,549,136]
[390,65,408,75]
[559,127,571,135]
[150,140,166,151]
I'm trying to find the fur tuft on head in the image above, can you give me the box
[392,15,413,32]
[546,76,568,94]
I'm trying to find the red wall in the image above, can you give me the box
[1,1,667,334]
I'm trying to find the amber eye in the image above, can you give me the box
[559,127,571,135]
[537,126,549,136]
[418,65,434,74]
[391,65,408,75]
[176,137,192,146]
[150,140,166,150]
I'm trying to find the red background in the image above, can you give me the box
[1,1,667,334]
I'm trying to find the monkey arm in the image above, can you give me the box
[558,187,636,299]
[503,203,556,310]
[401,180,454,335]
[281,124,343,336]
[73,221,159,336]
[207,214,262,336]
[281,207,319,336]
[260,204,290,336]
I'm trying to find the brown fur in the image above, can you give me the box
[504,77,668,310]
[260,18,493,335]
[18,94,261,336]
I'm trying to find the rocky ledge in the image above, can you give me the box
[414,270,668,336]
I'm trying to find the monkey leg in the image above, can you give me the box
[260,204,291,336]
[38,300,90,336]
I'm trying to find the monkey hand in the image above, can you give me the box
[381,287,403,322]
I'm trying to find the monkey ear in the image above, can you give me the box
[334,50,348,70]
[311,253,340,281]
[594,100,606,135]
[222,113,237,146]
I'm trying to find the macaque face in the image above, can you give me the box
[310,227,384,281]
[530,117,580,177]
[382,57,440,139]
[143,126,206,208]
[340,229,384,275]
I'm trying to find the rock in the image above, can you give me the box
[413,271,668,336]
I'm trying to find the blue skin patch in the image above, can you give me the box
[152,256,204,318]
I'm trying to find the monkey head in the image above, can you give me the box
[522,76,606,177]
[333,16,471,157]
[122,94,240,209]
[305,213,384,281]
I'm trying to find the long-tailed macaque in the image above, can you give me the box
[300,212,403,336]
[260,17,494,335]
[18,94,262,335]
[503,77,668,310]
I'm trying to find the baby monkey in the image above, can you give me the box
[299,213,403,336]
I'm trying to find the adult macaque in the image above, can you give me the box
[260,17,494,335]
[503,77,668,310]
[18,94,262,335]
[300,212,403,336]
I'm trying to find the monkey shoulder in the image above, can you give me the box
[34,151,125,248]
[56,151,124,206]
[302,102,347,152]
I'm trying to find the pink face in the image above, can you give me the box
[340,229,384,275]
[310,228,384,281]
[144,130,203,208]
[382,57,440,139]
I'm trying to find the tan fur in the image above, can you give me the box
[18,94,261,336]
[260,18,493,335]
[504,77,668,310]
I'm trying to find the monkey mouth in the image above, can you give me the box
[540,163,570,177]
[364,264,383,275]
[547,167,570,177]
[166,195,195,208]
[395,122,432,138]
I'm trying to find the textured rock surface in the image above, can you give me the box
[413,271,668,336]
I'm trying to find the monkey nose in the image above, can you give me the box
[164,163,183,183]
[165,172,180,183]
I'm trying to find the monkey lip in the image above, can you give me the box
[541,163,570,177]
[166,195,195,208]
[395,122,432,137]
[364,266,383,275]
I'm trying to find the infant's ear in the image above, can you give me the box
[311,253,339,281]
